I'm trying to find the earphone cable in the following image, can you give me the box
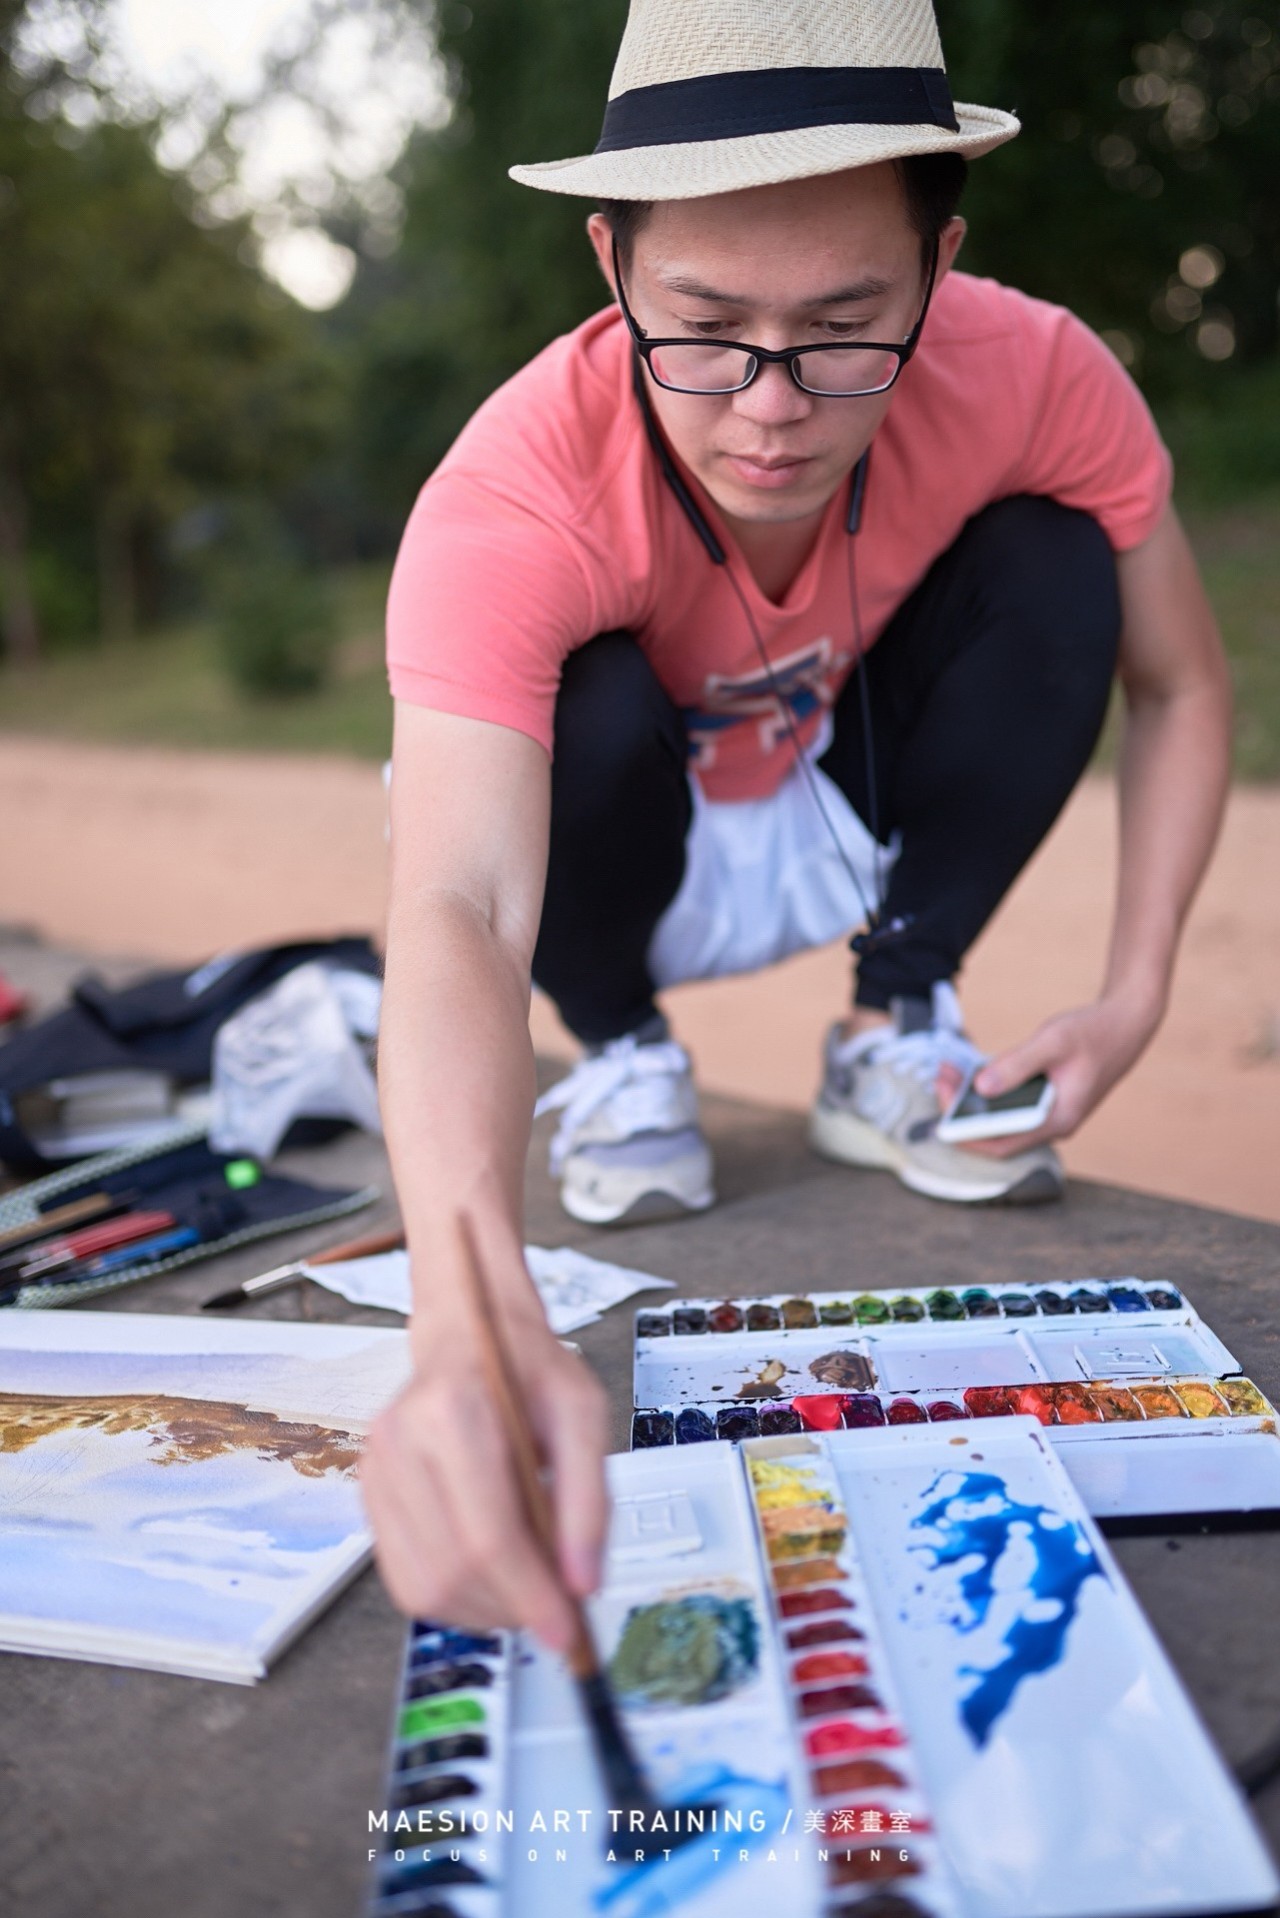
[720,555,885,939]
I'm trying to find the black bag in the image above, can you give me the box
[0,937,381,1171]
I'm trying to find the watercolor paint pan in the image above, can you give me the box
[634,1304,1237,1412]
[796,1418,1280,1918]
[743,1438,962,1917]
[369,1618,512,1918]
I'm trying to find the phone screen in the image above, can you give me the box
[951,1073,1050,1120]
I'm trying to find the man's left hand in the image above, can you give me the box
[936,992,1163,1159]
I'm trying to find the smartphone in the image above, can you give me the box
[936,1069,1055,1144]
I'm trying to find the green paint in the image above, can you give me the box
[223,1159,262,1189]
[608,1595,759,1709]
[398,1694,486,1741]
[852,1293,890,1324]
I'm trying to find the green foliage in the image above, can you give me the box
[345,0,627,509]
[210,519,340,697]
[0,4,344,661]
[938,2,1280,394]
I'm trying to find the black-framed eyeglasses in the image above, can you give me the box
[612,234,938,399]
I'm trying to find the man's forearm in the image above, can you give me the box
[1106,676,1231,1017]
[379,890,540,1335]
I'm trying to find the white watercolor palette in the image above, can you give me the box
[374,1430,1278,1918]
[631,1280,1280,1522]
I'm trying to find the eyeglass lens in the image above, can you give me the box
[646,341,901,396]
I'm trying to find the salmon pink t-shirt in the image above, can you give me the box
[387,272,1171,803]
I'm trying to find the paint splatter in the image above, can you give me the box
[607,1594,759,1709]
[593,1764,789,1916]
[736,1357,788,1400]
[909,1469,1104,1746]
[810,1350,875,1390]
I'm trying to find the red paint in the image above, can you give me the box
[793,1394,847,1431]
[805,1719,906,1759]
[812,1758,906,1795]
[926,1399,964,1421]
[1010,1385,1057,1425]
[887,1396,927,1425]
[1048,1382,1103,1425]
[963,1386,1016,1418]
[799,1682,882,1717]
[786,1619,864,1650]
[792,1651,868,1683]
[779,1587,853,1618]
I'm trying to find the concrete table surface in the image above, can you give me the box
[1,943,1277,1917]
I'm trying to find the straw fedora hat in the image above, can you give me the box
[510,0,1018,201]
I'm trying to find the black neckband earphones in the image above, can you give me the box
[630,357,909,956]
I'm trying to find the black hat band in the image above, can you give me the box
[595,65,959,153]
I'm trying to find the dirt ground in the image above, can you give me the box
[2,734,1276,1224]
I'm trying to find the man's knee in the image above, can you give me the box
[552,631,686,798]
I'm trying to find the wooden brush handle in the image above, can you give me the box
[453,1212,598,1681]
[309,1227,405,1266]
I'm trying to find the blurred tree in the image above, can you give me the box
[0,2,340,660]
[940,1,1280,394]
[345,0,626,510]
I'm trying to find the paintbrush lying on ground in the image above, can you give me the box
[453,1210,719,1850]
[201,1227,405,1309]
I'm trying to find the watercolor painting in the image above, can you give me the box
[0,1313,408,1679]
[908,1468,1104,1745]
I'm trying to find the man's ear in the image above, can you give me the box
[935,215,967,287]
[586,212,618,296]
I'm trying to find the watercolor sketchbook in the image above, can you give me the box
[370,1422,1278,1918]
[629,1279,1280,1523]
[0,1310,410,1682]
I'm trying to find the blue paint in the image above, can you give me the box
[592,1764,789,1918]
[910,1470,1104,1747]
[1106,1284,1150,1312]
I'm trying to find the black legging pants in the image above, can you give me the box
[532,496,1121,1045]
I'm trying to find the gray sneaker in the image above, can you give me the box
[534,1033,715,1226]
[809,985,1064,1206]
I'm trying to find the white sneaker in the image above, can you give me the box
[533,1035,715,1226]
[809,983,1064,1206]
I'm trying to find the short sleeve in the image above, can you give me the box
[386,470,597,756]
[1008,308,1173,553]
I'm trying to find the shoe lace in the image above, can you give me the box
[867,1023,985,1089]
[533,1037,693,1174]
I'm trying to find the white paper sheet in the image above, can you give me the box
[303,1244,673,1335]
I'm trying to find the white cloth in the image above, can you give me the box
[302,1244,673,1336]
[648,719,901,988]
[209,962,383,1160]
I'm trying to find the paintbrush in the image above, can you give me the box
[201,1227,406,1310]
[453,1210,717,1846]
[0,1191,134,1256]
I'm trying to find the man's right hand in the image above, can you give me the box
[361,1290,610,1653]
